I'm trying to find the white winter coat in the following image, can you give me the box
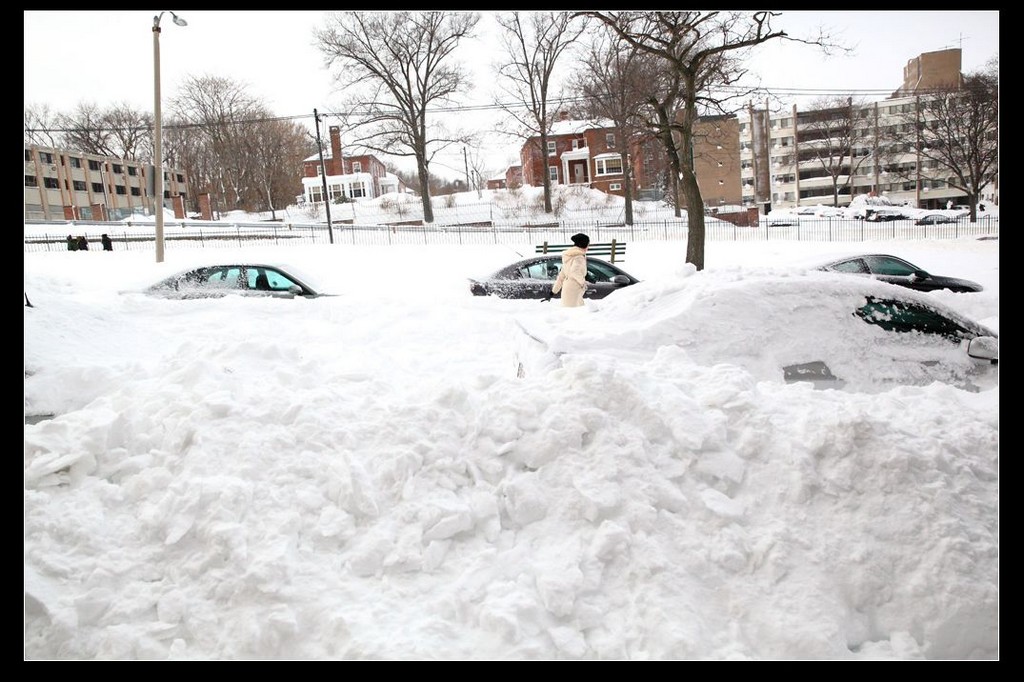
[551,246,588,307]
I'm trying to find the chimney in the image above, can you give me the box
[329,126,343,175]
[559,111,570,121]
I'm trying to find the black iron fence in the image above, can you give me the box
[25,215,999,254]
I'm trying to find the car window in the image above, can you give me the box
[855,297,975,340]
[201,267,243,288]
[864,256,916,276]
[829,258,869,274]
[519,260,560,280]
[586,260,619,282]
[247,267,299,291]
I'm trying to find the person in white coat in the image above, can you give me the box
[551,233,590,307]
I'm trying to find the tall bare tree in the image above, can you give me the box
[24,103,64,148]
[585,10,834,270]
[316,11,479,224]
[493,11,588,214]
[913,59,998,222]
[170,75,266,211]
[576,36,659,225]
[800,96,876,207]
[53,102,116,158]
[102,103,154,162]
[248,119,317,220]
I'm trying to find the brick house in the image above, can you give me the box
[300,126,405,204]
[518,111,742,207]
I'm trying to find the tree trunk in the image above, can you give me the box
[417,159,434,223]
[622,151,634,226]
[677,127,705,270]
[539,132,553,213]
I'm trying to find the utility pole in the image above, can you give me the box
[463,147,470,192]
[314,109,334,244]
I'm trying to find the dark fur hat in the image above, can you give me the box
[570,233,590,248]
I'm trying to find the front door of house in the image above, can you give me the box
[573,163,585,184]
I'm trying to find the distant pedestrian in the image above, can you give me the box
[101,234,113,251]
[67,235,78,251]
[551,233,590,308]
[946,199,954,210]
[77,236,89,251]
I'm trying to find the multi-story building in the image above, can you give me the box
[24,146,189,222]
[300,126,405,204]
[519,111,742,207]
[739,48,997,211]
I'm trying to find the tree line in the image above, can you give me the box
[24,11,998,270]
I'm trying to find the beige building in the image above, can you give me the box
[24,146,189,222]
[739,48,998,211]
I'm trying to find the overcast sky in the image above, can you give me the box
[24,10,999,179]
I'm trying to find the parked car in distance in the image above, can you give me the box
[469,255,640,300]
[512,270,998,393]
[915,214,956,225]
[816,254,984,293]
[144,263,331,299]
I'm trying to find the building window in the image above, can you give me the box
[116,185,127,195]
[595,157,623,176]
[609,183,621,191]
[127,166,137,176]
[43,177,59,189]
[176,173,185,183]
[92,182,104,193]
[548,165,558,182]
[88,160,101,171]
[73,180,87,191]
[547,141,556,156]
[350,182,365,198]
[25,149,32,162]
[40,151,54,164]
[112,164,123,173]
[572,139,582,150]
[352,161,362,174]
[310,186,323,203]
[131,187,141,196]
[25,174,37,187]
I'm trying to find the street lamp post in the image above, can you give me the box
[153,10,187,263]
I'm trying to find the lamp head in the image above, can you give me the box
[171,12,187,26]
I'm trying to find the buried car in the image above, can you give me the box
[512,269,997,393]
[816,253,984,293]
[144,263,331,299]
[469,255,640,300]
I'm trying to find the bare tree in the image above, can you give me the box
[493,11,588,214]
[799,96,876,207]
[316,11,480,224]
[576,36,659,225]
[24,103,64,148]
[248,119,317,219]
[53,102,116,158]
[914,60,998,221]
[102,103,154,162]
[584,11,835,270]
[170,75,266,211]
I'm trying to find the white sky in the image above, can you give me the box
[23,10,999,181]
[24,188,999,659]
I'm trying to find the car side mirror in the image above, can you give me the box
[611,275,631,285]
[288,285,303,296]
[967,336,998,363]
[910,269,930,282]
